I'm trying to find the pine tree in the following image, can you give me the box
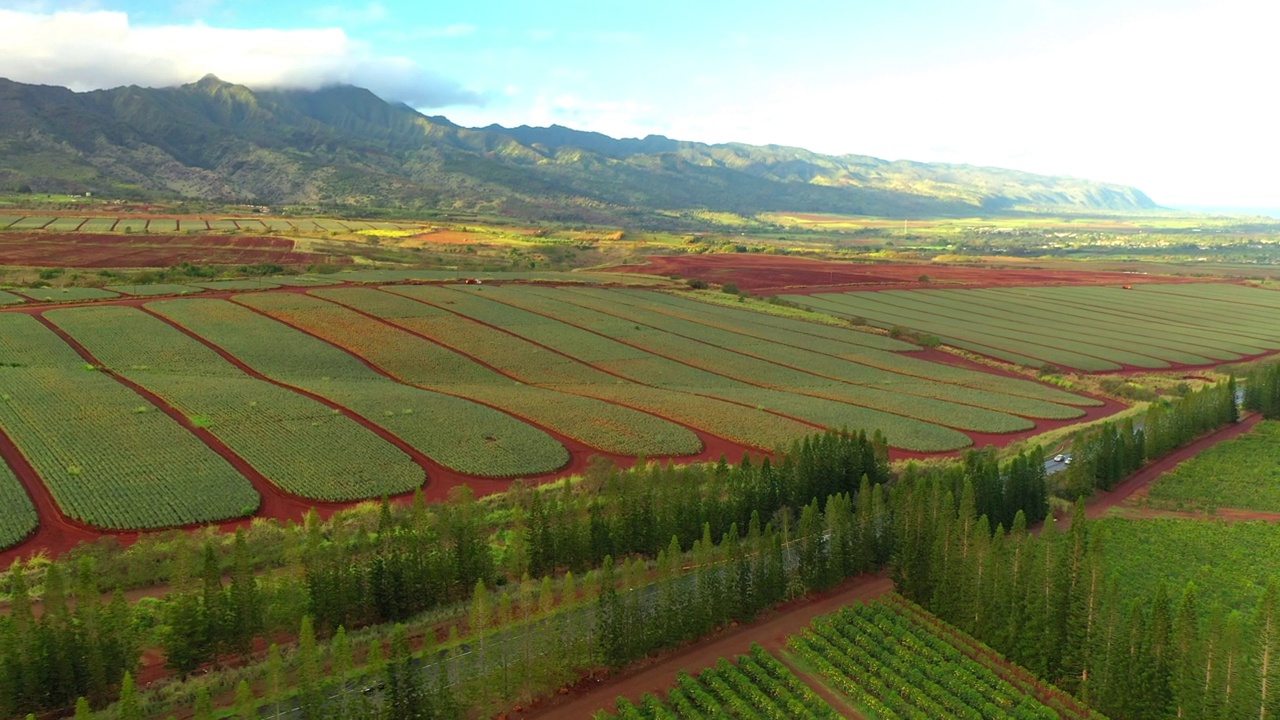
[297,616,321,719]
[117,672,140,720]
[193,687,213,720]
[74,697,94,720]
[234,680,256,720]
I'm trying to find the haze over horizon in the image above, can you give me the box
[2,0,1274,211]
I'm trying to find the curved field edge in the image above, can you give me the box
[147,298,576,479]
[0,313,259,530]
[299,288,704,457]
[44,306,427,503]
[0,452,38,550]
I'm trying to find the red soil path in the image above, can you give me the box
[0,232,348,268]
[518,573,895,720]
[613,254,1205,295]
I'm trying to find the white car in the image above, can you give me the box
[1053,454,1065,462]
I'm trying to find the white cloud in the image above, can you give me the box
[0,9,485,108]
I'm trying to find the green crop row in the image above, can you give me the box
[0,455,38,550]
[875,289,1218,366]
[991,286,1280,351]
[78,218,118,232]
[308,285,706,453]
[791,600,1062,720]
[571,286,1087,419]
[804,291,1171,370]
[149,298,571,478]
[1098,517,1280,614]
[239,290,697,458]
[957,288,1259,359]
[14,287,120,303]
[600,644,839,720]
[106,283,205,297]
[0,291,25,306]
[1144,420,1280,513]
[630,289,1099,407]
[190,279,282,291]
[380,285,816,451]
[45,306,426,503]
[451,286,973,452]
[44,217,86,231]
[0,313,257,529]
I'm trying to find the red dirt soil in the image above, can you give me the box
[0,232,349,268]
[0,279,1126,563]
[518,573,895,720]
[615,254,1208,295]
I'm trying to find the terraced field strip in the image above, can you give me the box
[190,279,281,291]
[633,289,1100,407]
[46,306,424,502]
[336,286,803,451]
[602,644,841,719]
[78,218,118,232]
[13,287,121,303]
[0,453,40,550]
[0,291,25,306]
[44,217,86,231]
[826,290,1173,369]
[113,219,149,233]
[497,286,1014,441]
[7,217,54,230]
[788,292,1125,371]
[790,598,1079,720]
[589,287,1091,415]
[235,219,268,231]
[998,283,1280,348]
[268,276,346,287]
[263,219,296,233]
[106,283,206,297]
[547,286,1063,429]
[237,291,697,458]
[446,286,971,452]
[979,286,1280,352]
[0,215,20,230]
[879,289,1218,366]
[208,220,241,232]
[0,313,257,529]
[178,219,210,232]
[146,218,178,232]
[149,298,567,479]
[953,288,1261,359]
[312,219,353,232]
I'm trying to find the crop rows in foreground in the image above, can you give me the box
[0,284,1091,543]
[600,597,1096,720]
[787,283,1280,372]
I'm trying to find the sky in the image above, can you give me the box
[1,0,1275,210]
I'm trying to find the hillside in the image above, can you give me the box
[0,75,1157,225]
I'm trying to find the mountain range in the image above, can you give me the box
[0,75,1158,226]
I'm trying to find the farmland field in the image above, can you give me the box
[1097,516,1280,613]
[0,313,258,529]
[106,283,205,296]
[45,306,427,502]
[600,644,840,719]
[786,283,1280,371]
[236,291,704,457]
[1143,420,1280,512]
[788,597,1096,720]
[149,298,572,478]
[0,233,349,268]
[0,456,38,550]
[0,291,25,305]
[374,285,818,450]
[12,286,120,303]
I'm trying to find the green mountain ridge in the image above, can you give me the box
[0,75,1158,225]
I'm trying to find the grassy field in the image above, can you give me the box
[14,287,121,303]
[1143,420,1280,512]
[787,283,1280,371]
[0,458,39,550]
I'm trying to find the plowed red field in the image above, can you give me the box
[0,233,349,268]
[617,254,1191,294]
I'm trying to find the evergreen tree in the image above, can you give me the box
[117,672,140,720]
[234,680,256,720]
[74,697,94,720]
